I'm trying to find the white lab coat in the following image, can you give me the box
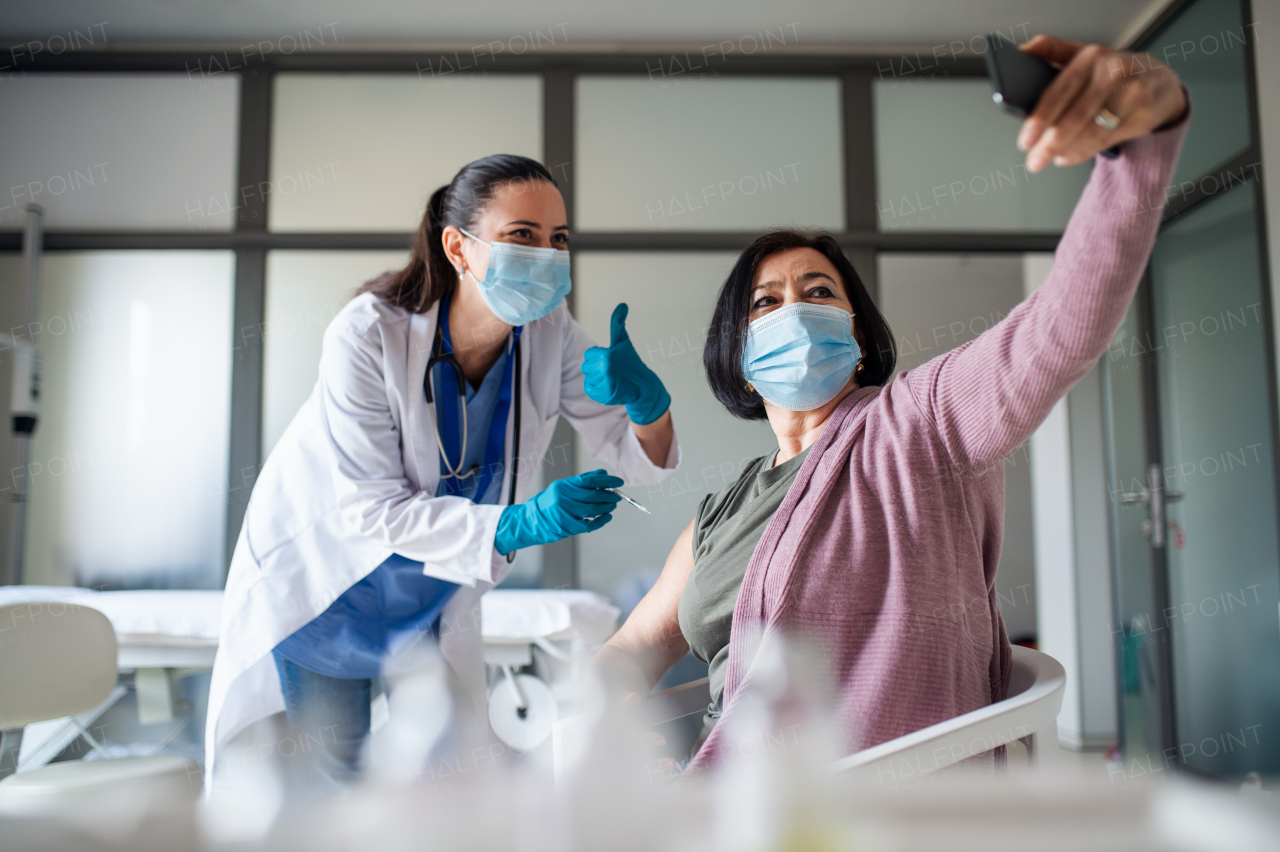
[205,292,679,791]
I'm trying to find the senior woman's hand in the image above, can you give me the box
[1017,34,1189,173]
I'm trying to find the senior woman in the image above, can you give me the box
[596,34,1190,768]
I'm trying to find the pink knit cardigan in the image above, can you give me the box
[687,115,1189,772]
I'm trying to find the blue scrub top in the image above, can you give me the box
[274,348,509,679]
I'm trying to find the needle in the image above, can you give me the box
[606,487,652,515]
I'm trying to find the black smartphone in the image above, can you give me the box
[985,34,1120,159]
[984,34,1056,118]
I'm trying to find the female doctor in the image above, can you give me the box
[205,154,680,793]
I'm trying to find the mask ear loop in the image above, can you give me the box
[456,229,477,285]
[458,228,490,286]
[851,311,862,375]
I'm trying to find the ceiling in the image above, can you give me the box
[2,0,1169,51]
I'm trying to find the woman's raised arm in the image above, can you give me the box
[900,37,1189,475]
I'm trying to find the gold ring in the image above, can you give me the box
[1094,108,1121,131]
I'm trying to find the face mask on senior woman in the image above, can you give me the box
[741,302,862,412]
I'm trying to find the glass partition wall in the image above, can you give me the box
[0,74,240,588]
[4,49,1071,594]
[1,1,1274,779]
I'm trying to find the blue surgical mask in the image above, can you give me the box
[741,303,861,412]
[460,228,571,326]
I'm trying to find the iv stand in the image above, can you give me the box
[10,204,43,585]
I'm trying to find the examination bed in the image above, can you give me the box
[0,585,619,769]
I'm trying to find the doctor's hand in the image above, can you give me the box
[582,304,672,426]
[493,469,624,555]
[1016,34,1188,173]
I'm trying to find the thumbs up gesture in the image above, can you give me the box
[582,303,671,425]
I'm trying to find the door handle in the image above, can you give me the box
[1121,464,1179,548]
[1149,464,1167,548]
[1121,487,1151,506]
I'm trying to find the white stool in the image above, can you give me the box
[0,602,201,815]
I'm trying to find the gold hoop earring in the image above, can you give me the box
[745,382,755,393]
[856,361,865,373]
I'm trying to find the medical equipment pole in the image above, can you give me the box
[10,204,43,585]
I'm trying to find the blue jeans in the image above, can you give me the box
[272,650,373,794]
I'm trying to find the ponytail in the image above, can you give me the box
[358,154,557,313]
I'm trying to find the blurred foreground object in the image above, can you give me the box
[4,620,1278,851]
[552,639,1066,787]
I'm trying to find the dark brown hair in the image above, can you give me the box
[703,230,896,420]
[357,154,558,312]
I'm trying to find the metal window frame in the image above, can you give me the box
[0,46,1071,585]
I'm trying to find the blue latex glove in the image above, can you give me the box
[582,303,672,426]
[493,469,624,555]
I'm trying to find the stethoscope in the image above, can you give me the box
[422,303,524,512]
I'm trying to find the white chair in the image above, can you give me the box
[0,602,201,816]
[829,645,1066,782]
[578,644,1064,783]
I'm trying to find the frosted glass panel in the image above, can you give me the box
[576,77,844,232]
[270,74,542,232]
[876,253,1036,640]
[1142,0,1251,187]
[0,74,239,231]
[875,79,1090,231]
[262,250,408,456]
[26,251,235,589]
[573,253,773,597]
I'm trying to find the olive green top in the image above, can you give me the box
[678,445,811,716]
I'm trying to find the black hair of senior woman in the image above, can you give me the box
[704,230,898,418]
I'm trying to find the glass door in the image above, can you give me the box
[1104,181,1280,779]
[1149,182,1280,777]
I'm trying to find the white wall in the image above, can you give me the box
[1067,362,1121,744]
[1024,252,1118,749]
